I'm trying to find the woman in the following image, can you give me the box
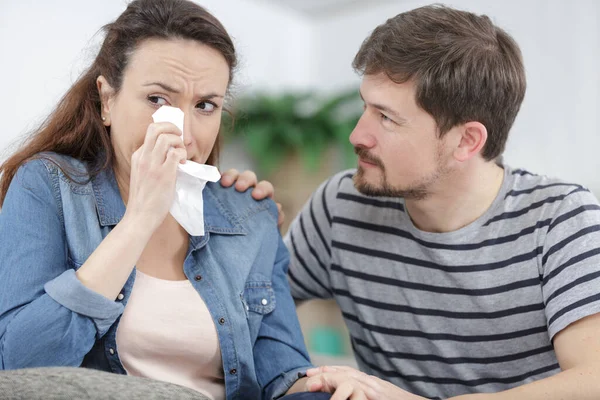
[0,1,328,399]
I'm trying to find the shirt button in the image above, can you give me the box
[219,317,226,325]
[261,299,268,305]
[117,293,124,301]
[229,368,237,375]
[109,348,115,355]
[194,275,202,281]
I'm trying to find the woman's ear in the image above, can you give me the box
[453,121,488,162]
[96,75,114,126]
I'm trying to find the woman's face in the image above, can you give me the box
[98,38,230,174]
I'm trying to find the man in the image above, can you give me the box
[224,4,600,399]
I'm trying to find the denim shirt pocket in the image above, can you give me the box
[241,277,276,342]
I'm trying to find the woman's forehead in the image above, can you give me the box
[121,38,230,92]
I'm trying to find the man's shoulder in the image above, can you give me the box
[323,168,384,201]
[507,166,592,198]
[503,165,599,217]
[324,169,357,193]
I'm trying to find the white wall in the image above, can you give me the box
[2,0,599,194]
[312,0,600,194]
[0,0,313,160]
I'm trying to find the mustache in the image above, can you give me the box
[354,147,384,168]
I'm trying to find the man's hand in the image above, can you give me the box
[305,366,426,400]
[220,168,284,227]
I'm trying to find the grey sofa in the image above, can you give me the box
[0,367,210,400]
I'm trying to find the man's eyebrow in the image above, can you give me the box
[143,81,225,99]
[359,89,407,123]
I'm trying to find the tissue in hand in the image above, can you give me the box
[151,106,221,236]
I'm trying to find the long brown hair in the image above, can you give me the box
[0,0,237,206]
[353,5,526,161]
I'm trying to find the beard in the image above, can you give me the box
[352,146,445,200]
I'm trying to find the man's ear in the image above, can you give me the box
[453,121,488,162]
[96,75,115,126]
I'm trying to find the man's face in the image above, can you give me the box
[350,73,455,200]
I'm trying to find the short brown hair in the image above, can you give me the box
[353,4,526,160]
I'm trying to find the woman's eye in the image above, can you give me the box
[148,96,168,106]
[197,101,216,112]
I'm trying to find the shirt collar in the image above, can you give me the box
[91,167,245,239]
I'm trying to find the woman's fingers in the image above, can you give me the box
[141,122,182,160]
[152,133,186,167]
[165,147,188,172]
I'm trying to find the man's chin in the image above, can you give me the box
[352,171,428,200]
[352,173,383,197]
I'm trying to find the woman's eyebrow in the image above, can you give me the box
[143,81,180,93]
[143,81,224,99]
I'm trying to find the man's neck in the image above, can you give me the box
[404,161,505,233]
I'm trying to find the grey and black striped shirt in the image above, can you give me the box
[284,166,600,399]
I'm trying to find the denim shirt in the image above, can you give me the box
[0,154,312,400]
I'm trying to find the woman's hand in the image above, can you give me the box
[124,122,187,232]
[75,122,187,299]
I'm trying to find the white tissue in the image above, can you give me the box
[152,106,221,236]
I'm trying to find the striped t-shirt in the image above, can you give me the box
[284,165,600,399]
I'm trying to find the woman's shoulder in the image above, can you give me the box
[5,153,96,205]
[204,181,279,225]
[17,152,88,178]
[35,152,89,174]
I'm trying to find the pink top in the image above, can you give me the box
[116,270,225,400]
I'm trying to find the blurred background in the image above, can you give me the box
[1,0,599,366]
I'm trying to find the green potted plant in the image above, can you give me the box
[223,89,362,232]
[224,89,361,176]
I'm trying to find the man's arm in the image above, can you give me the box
[304,315,600,400]
[283,171,351,301]
[305,321,600,400]
[455,187,600,399]
[451,313,600,399]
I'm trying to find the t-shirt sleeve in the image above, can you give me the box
[284,171,350,300]
[541,187,600,339]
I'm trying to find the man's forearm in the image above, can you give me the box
[286,377,309,394]
[450,363,600,400]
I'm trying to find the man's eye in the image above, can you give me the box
[381,113,392,122]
